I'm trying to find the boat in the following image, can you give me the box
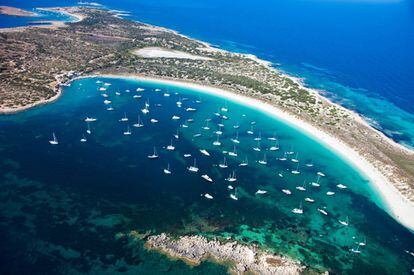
[311,175,321,187]
[163,92,170,97]
[358,238,367,247]
[258,154,267,165]
[166,139,175,151]
[228,146,238,157]
[231,132,240,144]
[233,122,240,129]
[326,191,335,196]
[255,189,267,195]
[219,157,228,168]
[184,154,191,158]
[279,152,287,161]
[202,121,210,130]
[137,88,145,92]
[226,171,237,182]
[125,89,130,93]
[268,132,277,141]
[291,163,300,174]
[278,172,283,177]
[187,118,194,123]
[239,156,248,167]
[103,99,111,104]
[173,130,179,139]
[133,95,141,99]
[186,107,196,112]
[86,122,92,134]
[201,174,213,182]
[292,202,303,214]
[204,193,213,200]
[296,181,306,191]
[317,171,326,177]
[291,152,299,163]
[254,132,262,141]
[106,106,114,111]
[193,131,202,138]
[49,132,59,145]
[85,117,97,122]
[253,141,261,152]
[282,189,291,195]
[133,115,144,128]
[123,125,132,135]
[115,91,121,96]
[163,164,172,175]
[102,93,108,98]
[339,216,349,226]
[269,141,279,151]
[176,100,182,107]
[80,135,87,142]
[120,112,128,122]
[247,126,254,135]
[337,184,348,189]
[99,87,107,91]
[147,147,159,159]
[304,197,315,203]
[230,194,238,201]
[305,160,314,167]
[187,159,199,173]
[172,115,180,120]
[350,245,361,254]
[200,149,210,156]
[213,135,221,146]
[227,185,234,190]
[150,118,158,123]
[221,104,228,112]
[317,208,328,216]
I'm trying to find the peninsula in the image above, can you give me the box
[1,5,414,272]
[0,6,37,17]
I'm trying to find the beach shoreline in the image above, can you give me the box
[73,73,414,232]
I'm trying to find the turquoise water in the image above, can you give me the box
[0,77,413,274]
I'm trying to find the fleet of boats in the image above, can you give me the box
[48,81,362,253]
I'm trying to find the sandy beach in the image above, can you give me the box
[134,47,212,60]
[83,73,414,232]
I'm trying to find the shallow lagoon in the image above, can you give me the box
[0,77,413,274]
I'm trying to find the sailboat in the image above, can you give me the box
[133,115,144,128]
[291,152,299,163]
[231,132,240,144]
[233,122,240,129]
[141,101,150,114]
[86,122,91,134]
[239,156,248,167]
[258,153,267,165]
[304,197,315,203]
[326,191,335,196]
[253,141,261,152]
[213,135,221,146]
[268,132,277,141]
[317,208,328,216]
[305,160,314,167]
[202,121,210,130]
[200,149,210,156]
[230,188,238,200]
[291,163,300,174]
[282,189,291,195]
[337,183,348,189]
[204,193,213,199]
[311,175,321,187]
[221,103,228,112]
[173,130,179,139]
[279,152,287,161]
[123,125,132,135]
[269,140,279,151]
[166,139,175,151]
[187,159,199,173]
[228,146,238,157]
[339,216,349,226]
[358,238,366,247]
[255,189,267,195]
[226,171,237,182]
[254,132,262,141]
[120,112,128,122]
[49,132,58,145]
[292,202,303,214]
[163,163,172,174]
[80,135,87,142]
[247,125,254,135]
[147,147,159,159]
[219,157,228,169]
[296,181,306,191]
[85,117,97,122]
[350,244,361,254]
[201,174,213,182]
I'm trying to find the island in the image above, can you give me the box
[1,5,414,273]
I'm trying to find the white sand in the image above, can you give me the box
[133,47,211,60]
[90,74,414,232]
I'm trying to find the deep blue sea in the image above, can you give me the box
[1,0,414,148]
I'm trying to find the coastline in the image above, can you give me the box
[79,73,414,232]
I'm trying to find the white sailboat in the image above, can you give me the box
[268,132,277,141]
[166,139,175,151]
[255,189,267,195]
[311,175,321,187]
[247,125,254,135]
[184,153,191,158]
[326,191,335,196]
[204,193,213,200]
[258,153,267,165]
[200,149,210,156]
[254,132,262,141]
[291,152,299,163]
[86,122,91,134]
[163,163,172,174]
[133,115,144,128]
[317,208,328,216]
[201,174,213,182]
[120,112,128,122]
[282,189,291,195]
[337,183,348,189]
[85,117,97,122]
[147,147,159,159]
[304,197,315,203]
[339,216,349,226]
[49,132,58,145]
[173,130,179,139]
[253,141,261,152]
[80,135,87,142]
[279,152,287,161]
[226,171,237,182]
[187,159,199,173]
[239,156,248,167]
[230,193,238,200]
[350,244,361,254]
[291,163,300,174]
[295,181,306,191]
[228,146,238,157]
[123,125,132,135]
[172,115,180,120]
[231,132,240,144]
[150,118,158,123]
[292,202,303,214]
[202,121,210,130]
[213,135,221,146]
[219,157,228,169]
[269,140,279,151]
